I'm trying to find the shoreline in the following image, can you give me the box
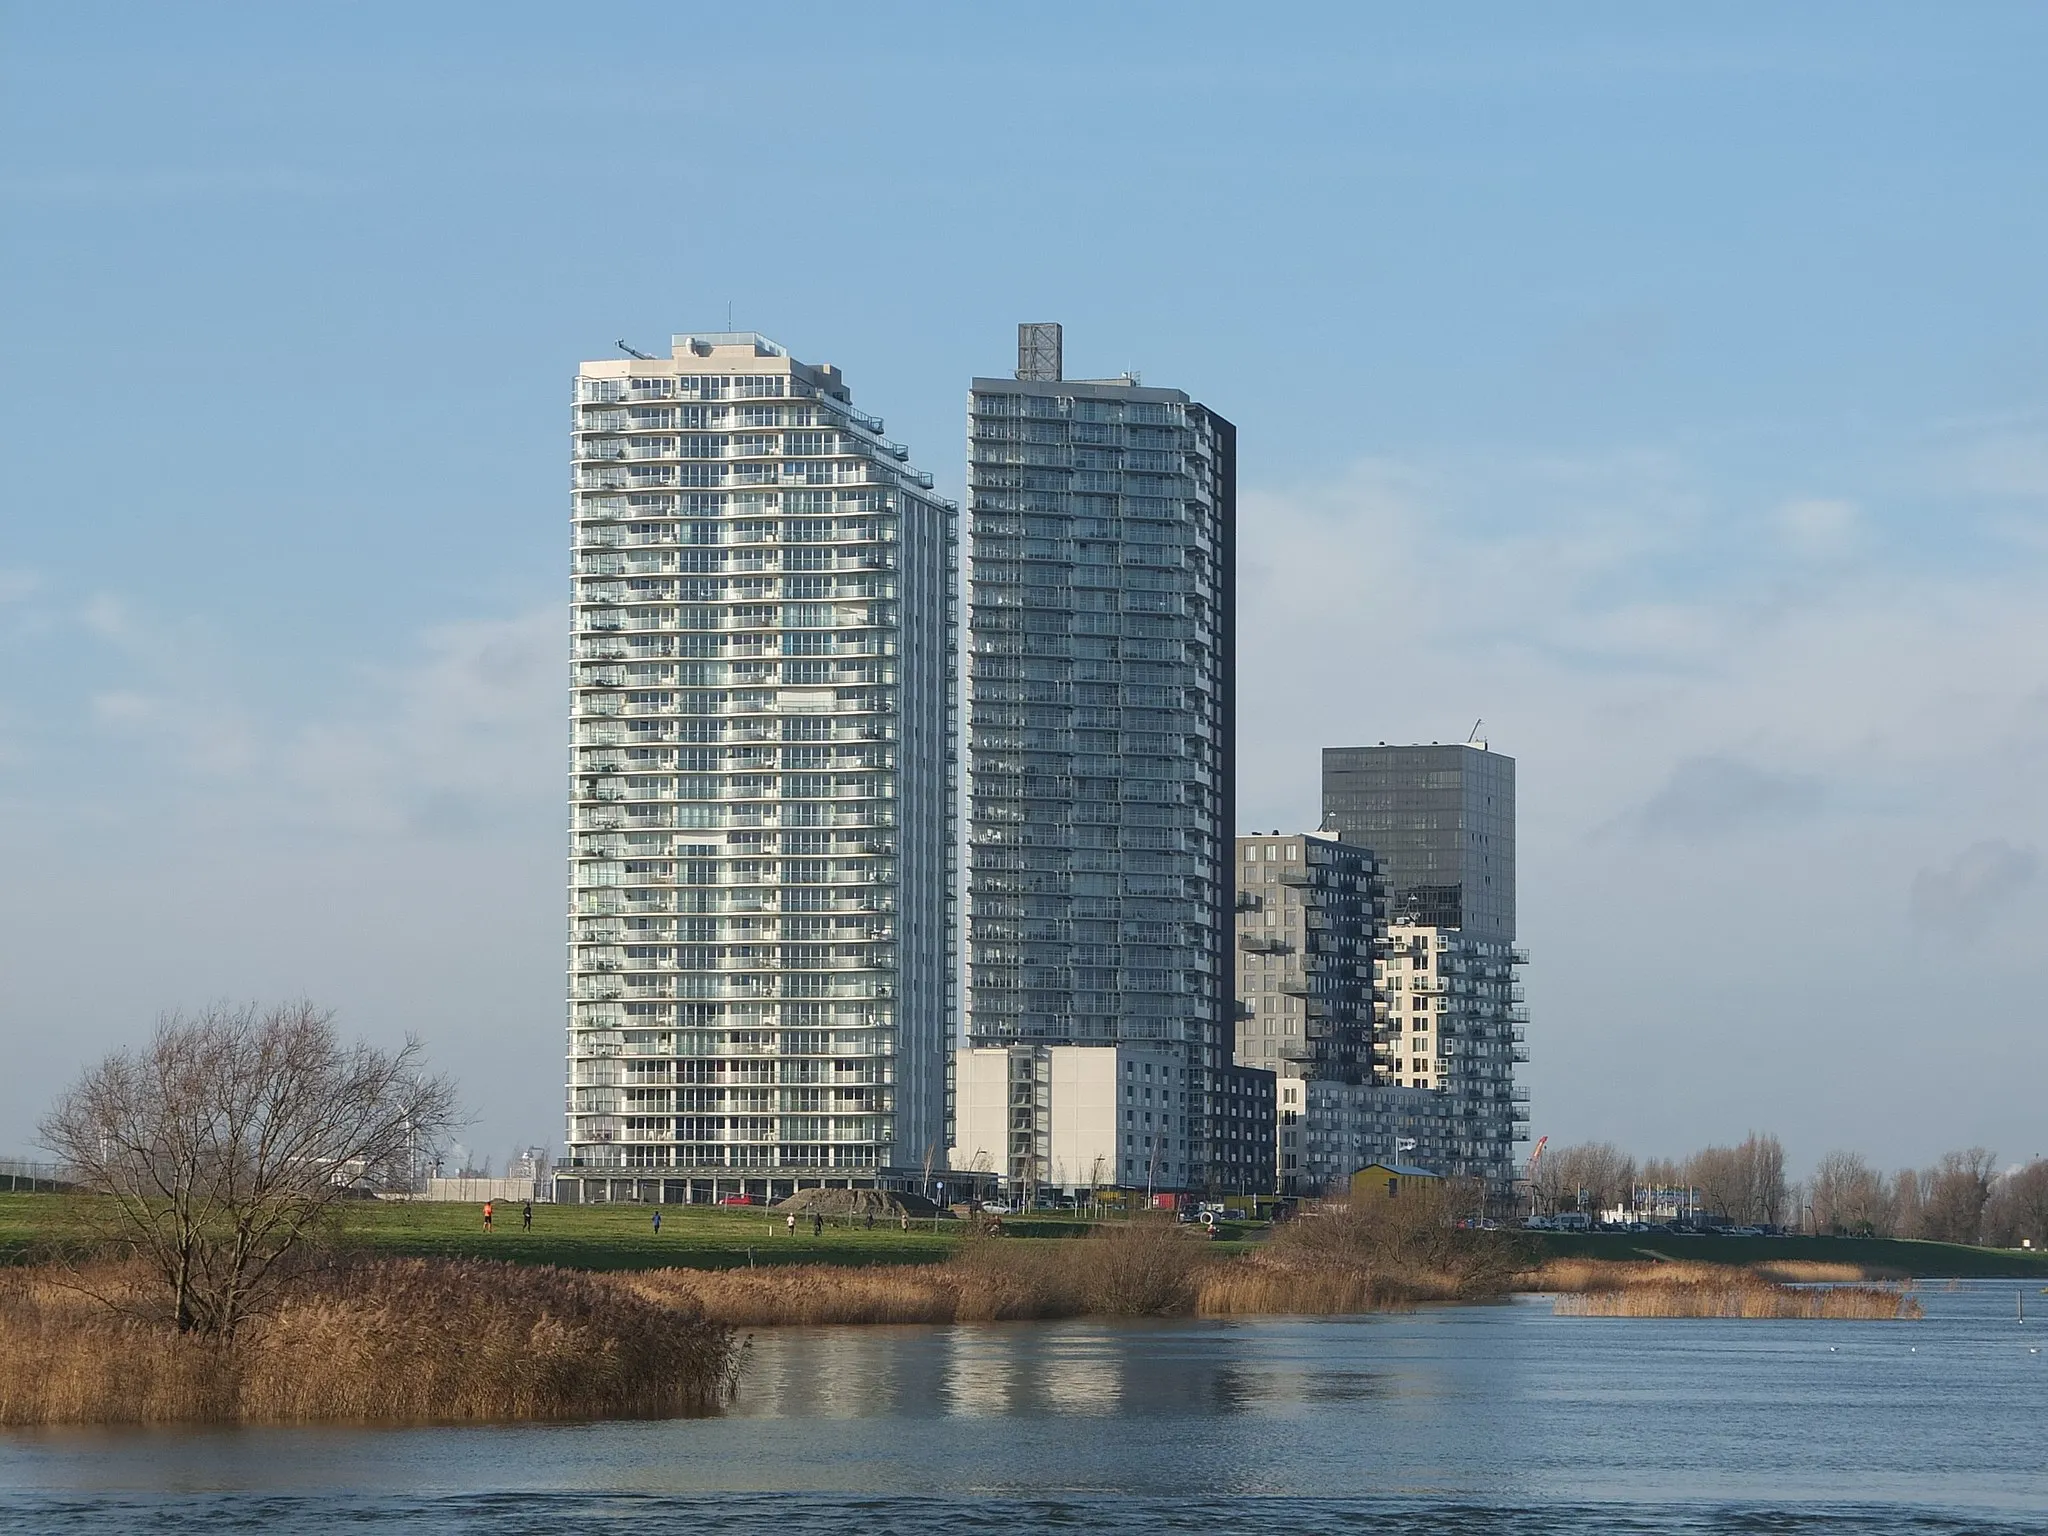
[0,1249,1941,1429]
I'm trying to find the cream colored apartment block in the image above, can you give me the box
[952,1041,1192,1195]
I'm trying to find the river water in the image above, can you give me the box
[3,1282,2042,1533]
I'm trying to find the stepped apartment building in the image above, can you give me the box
[558,333,957,1203]
[1233,833,1385,1084]
[961,324,1268,1194]
[1233,831,1449,1197]
[1321,743,1528,1193]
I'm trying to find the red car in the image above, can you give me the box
[718,1193,757,1206]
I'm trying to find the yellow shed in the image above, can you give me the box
[1348,1161,1441,1202]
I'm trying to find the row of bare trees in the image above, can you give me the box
[1532,1133,2048,1247]
[1809,1148,2048,1246]
[1531,1134,1789,1226]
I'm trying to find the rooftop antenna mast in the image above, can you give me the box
[1016,322,1063,383]
[616,339,654,360]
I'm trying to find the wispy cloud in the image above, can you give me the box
[1236,438,2048,1159]
[1630,755,1824,841]
[1775,497,1860,560]
[1910,840,2041,936]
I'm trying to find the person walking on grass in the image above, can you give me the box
[865,1210,874,1231]
[652,1209,662,1236]
[900,1211,910,1231]
[812,1212,823,1238]
[785,1212,797,1236]
[482,1200,494,1233]
[522,1201,533,1232]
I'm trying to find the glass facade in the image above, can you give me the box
[1319,743,1526,1197]
[560,334,957,1198]
[964,360,1239,1190]
[1320,744,1516,943]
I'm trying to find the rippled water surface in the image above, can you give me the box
[5,1281,2043,1533]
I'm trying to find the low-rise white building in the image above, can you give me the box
[952,1041,1194,1196]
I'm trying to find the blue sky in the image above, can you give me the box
[3,4,2045,1174]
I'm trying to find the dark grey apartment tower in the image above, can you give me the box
[965,324,1246,1192]
[1321,742,1526,1198]
[1234,833,1387,1085]
[1320,744,1515,942]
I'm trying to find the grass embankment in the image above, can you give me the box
[8,1196,2036,1281]
[1531,1256,1921,1319]
[337,1197,968,1271]
[1530,1230,2048,1279]
[0,1257,737,1426]
[0,1194,966,1271]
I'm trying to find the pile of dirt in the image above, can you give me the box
[773,1187,941,1218]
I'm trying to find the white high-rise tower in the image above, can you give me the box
[559,333,957,1203]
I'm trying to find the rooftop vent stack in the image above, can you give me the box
[1016,322,1063,382]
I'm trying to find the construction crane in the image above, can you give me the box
[1524,1135,1548,1220]
[616,339,654,360]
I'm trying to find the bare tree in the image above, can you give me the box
[40,1002,457,1339]
[1890,1167,1927,1238]
[1982,1161,2048,1249]
[1919,1147,1998,1246]
[1685,1134,1787,1225]
[1809,1150,1893,1236]
[1686,1145,1744,1221]
[1743,1134,1789,1227]
[1532,1142,1635,1214]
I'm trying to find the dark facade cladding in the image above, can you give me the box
[1320,744,1516,943]
[1234,834,1389,1085]
[965,330,1250,1191]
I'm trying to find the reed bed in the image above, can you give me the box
[630,1220,1208,1325]
[1529,1255,1920,1319]
[1527,1256,1899,1294]
[1552,1275,1921,1320]
[0,1258,738,1426]
[631,1208,1519,1326]
[1753,1259,1902,1284]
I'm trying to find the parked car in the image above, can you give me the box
[978,1201,1013,1216]
[717,1193,756,1206]
[1723,1226,1764,1237]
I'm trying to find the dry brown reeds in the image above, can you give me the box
[629,1219,1210,1326]
[1526,1256,1902,1294]
[1552,1276,1920,1320]
[1527,1256,1920,1319]
[0,1257,737,1426]
[1199,1185,1522,1316]
[628,1203,1523,1328]
[1195,1260,1393,1315]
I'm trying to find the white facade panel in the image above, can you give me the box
[562,334,957,1192]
